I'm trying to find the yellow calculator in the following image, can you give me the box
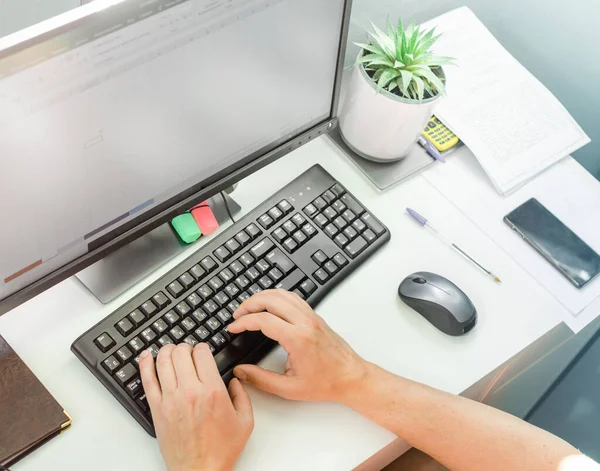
[422,116,459,152]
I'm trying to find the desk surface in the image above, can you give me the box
[0,136,566,471]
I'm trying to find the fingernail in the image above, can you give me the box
[234,367,246,381]
[140,349,150,359]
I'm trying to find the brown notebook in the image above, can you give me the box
[0,335,71,468]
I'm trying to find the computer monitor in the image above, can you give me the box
[0,0,351,316]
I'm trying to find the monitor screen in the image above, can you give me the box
[0,0,348,312]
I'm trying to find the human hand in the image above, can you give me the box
[139,343,253,471]
[227,289,369,404]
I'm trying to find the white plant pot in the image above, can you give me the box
[339,64,443,162]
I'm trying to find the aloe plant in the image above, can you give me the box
[356,19,455,101]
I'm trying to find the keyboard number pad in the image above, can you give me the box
[271,213,317,254]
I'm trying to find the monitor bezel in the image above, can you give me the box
[0,0,353,315]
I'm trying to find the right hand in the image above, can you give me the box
[227,289,369,403]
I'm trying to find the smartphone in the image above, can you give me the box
[504,198,600,289]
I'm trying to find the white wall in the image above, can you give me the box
[0,0,80,36]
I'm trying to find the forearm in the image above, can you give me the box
[341,363,581,471]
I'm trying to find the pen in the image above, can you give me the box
[406,208,502,284]
[418,136,446,163]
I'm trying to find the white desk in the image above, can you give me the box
[0,136,566,471]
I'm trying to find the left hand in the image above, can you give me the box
[140,343,254,471]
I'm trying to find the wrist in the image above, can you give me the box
[333,359,379,407]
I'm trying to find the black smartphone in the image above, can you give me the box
[504,198,600,289]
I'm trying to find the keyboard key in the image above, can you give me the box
[291,213,306,226]
[282,220,297,234]
[363,229,377,243]
[277,200,293,214]
[206,317,222,333]
[323,207,337,221]
[268,267,284,282]
[333,253,349,268]
[294,288,305,299]
[239,253,255,268]
[197,284,213,300]
[214,246,231,263]
[175,301,192,316]
[245,224,262,239]
[183,336,199,347]
[95,333,116,352]
[344,236,368,258]
[167,280,185,298]
[227,300,241,313]
[340,194,365,216]
[164,310,180,326]
[195,326,211,340]
[246,266,260,281]
[265,248,296,274]
[250,239,275,260]
[192,309,208,324]
[343,226,358,241]
[324,261,338,276]
[152,291,170,308]
[210,333,228,349]
[203,300,219,315]
[248,284,262,295]
[275,268,305,291]
[229,260,245,275]
[303,203,318,217]
[181,317,197,332]
[116,317,135,336]
[170,326,186,341]
[299,279,317,297]
[225,284,240,298]
[128,309,146,327]
[259,276,274,289]
[352,219,367,233]
[178,272,196,289]
[132,355,141,371]
[324,224,339,238]
[220,328,232,341]
[313,197,327,210]
[237,292,251,303]
[225,239,241,254]
[334,233,349,248]
[187,292,203,308]
[332,200,347,213]
[302,223,317,238]
[331,184,345,198]
[148,344,160,358]
[235,275,251,290]
[209,276,224,291]
[283,238,299,253]
[255,259,270,274]
[214,291,230,307]
[258,214,274,229]
[235,231,251,246]
[342,209,357,224]
[158,335,174,346]
[219,268,235,283]
[102,355,121,374]
[115,363,137,387]
[361,213,385,236]
[153,318,169,334]
[293,231,308,245]
[129,337,145,353]
[125,378,144,399]
[333,216,347,231]
[314,214,328,228]
[200,256,218,273]
[141,327,157,344]
[272,227,287,243]
[322,189,336,204]
[116,346,133,362]
[190,264,206,280]
[313,269,329,285]
[268,207,283,221]
[217,309,232,323]
[312,250,328,265]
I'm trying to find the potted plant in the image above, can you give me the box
[339,19,455,162]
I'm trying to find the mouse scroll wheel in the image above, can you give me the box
[412,277,427,284]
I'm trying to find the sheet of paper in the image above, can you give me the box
[422,7,590,195]
[422,146,600,333]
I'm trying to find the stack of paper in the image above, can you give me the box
[423,7,590,195]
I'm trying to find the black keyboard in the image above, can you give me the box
[71,165,390,436]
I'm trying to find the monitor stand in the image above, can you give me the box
[75,193,241,304]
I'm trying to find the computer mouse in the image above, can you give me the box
[398,272,477,336]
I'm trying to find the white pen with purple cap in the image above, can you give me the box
[406,208,502,284]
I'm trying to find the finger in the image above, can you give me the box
[234,364,298,399]
[156,344,178,393]
[192,343,224,387]
[139,349,162,406]
[234,290,303,324]
[227,312,296,349]
[171,343,200,388]
[228,378,254,423]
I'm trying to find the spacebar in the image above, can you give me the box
[215,331,266,374]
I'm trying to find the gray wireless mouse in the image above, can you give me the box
[398,272,477,336]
